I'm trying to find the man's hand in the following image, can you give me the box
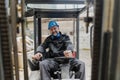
[32,52,43,60]
[64,50,73,58]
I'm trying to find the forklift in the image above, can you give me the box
[25,0,88,80]
[1,0,120,80]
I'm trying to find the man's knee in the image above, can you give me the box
[39,60,49,67]
[75,60,85,72]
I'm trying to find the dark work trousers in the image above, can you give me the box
[39,58,85,80]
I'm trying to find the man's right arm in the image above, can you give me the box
[32,45,46,60]
[32,52,43,60]
[32,38,49,60]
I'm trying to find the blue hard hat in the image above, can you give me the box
[48,21,59,30]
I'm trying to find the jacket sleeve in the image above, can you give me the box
[65,35,74,51]
[36,38,49,54]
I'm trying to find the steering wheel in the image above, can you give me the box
[54,57,74,64]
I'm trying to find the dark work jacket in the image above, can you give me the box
[36,32,74,58]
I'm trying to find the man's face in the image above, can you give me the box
[49,26,59,36]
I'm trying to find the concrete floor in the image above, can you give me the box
[79,50,92,80]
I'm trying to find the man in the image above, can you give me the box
[32,20,85,80]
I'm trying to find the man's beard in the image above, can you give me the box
[52,31,58,36]
[51,31,60,40]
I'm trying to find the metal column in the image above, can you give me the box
[38,18,42,45]
[10,0,20,79]
[34,15,37,52]
[0,0,14,79]
[91,0,103,80]
[76,16,80,59]
[109,0,120,80]
[21,0,29,80]
[34,17,42,52]
[0,30,4,80]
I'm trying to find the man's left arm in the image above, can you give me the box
[64,35,74,57]
[65,35,74,51]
